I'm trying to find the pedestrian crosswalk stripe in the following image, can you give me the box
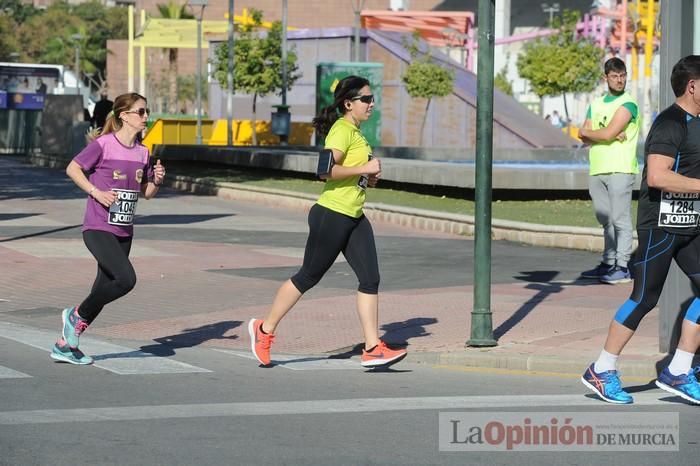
[0,322,211,375]
[0,364,30,379]
[213,349,362,370]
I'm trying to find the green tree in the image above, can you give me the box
[157,0,194,114]
[15,1,126,90]
[401,32,454,146]
[212,9,300,145]
[0,0,40,24]
[494,64,513,97]
[516,10,604,121]
[18,3,82,63]
[74,1,128,87]
[0,15,20,61]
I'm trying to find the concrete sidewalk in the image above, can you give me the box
[0,156,668,378]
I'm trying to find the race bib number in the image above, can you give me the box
[658,191,700,227]
[108,189,139,226]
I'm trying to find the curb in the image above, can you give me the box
[167,174,613,253]
[404,350,663,379]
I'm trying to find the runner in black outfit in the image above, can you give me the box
[581,55,700,405]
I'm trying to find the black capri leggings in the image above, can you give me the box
[78,230,136,323]
[614,229,700,330]
[291,204,380,294]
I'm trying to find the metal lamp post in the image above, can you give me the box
[226,0,234,146]
[71,33,83,103]
[271,0,291,145]
[467,0,497,348]
[279,0,289,145]
[352,0,366,62]
[189,0,208,145]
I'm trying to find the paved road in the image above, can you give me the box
[2,156,696,465]
[2,339,700,466]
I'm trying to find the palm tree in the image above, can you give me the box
[156,1,193,114]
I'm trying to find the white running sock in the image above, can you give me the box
[594,349,619,373]
[667,349,694,376]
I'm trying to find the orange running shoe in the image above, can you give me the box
[361,340,407,367]
[248,318,274,366]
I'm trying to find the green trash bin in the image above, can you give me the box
[316,62,383,148]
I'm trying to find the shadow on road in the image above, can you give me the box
[135,213,235,225]
[327,317,438,360]
[0,224,82,243]
[493,270,602,341]
[139,320,243,356]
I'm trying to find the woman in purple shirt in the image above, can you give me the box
[50,92,165,365]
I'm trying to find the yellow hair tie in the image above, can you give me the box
[329,78,339,93]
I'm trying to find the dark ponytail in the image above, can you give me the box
[312,75,370,137]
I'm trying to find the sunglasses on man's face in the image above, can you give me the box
[124,108,150,117]
[351,94,374,104]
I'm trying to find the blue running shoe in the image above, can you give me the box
[600,266,632,284]
[580,262,614,279]
[656,367,700,405]
[581,363,633,404]
[50,339,93,365]
[62,307,89,348]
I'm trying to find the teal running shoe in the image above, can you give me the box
[581,363,633,404]
[50,339,93,365]
[62,307,89,348]
[656,367,700,405]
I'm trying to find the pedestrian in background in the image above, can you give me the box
[581,55,700,405]
[92,91,114,130]
[248,75,407,369]
[51,92,165,365]
[550,110,563,128]
[578,57,640,284]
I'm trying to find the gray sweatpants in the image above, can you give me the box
[589,173,636,268]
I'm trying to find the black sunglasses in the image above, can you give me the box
[124,107,150,117]
[351,94,374,104]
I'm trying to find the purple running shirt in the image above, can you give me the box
[73,133,154,237]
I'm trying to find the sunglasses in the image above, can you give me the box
[124,108,150,117]
[351,94,374,104]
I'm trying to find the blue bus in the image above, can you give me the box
[0,62,65,109]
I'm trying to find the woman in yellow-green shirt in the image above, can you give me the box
[248,75,407,369]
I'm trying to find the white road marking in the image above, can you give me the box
[0,365,30,379]
[0,393,668,425]
[0,322,210,375]
[214,348,362,370]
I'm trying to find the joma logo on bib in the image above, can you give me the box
[660,213,698,226]
[108,189,139,226]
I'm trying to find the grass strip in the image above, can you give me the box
[165,160,637,228]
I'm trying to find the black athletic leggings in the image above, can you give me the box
[614,229,700,330]
[291,204,380,294]
[78,230,136,323]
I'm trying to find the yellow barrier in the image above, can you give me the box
[563,124,580,140]
[142,118,215,152]
[143,118,315,150]
[208,119,314,146]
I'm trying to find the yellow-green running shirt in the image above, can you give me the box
[317,118,373,218]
